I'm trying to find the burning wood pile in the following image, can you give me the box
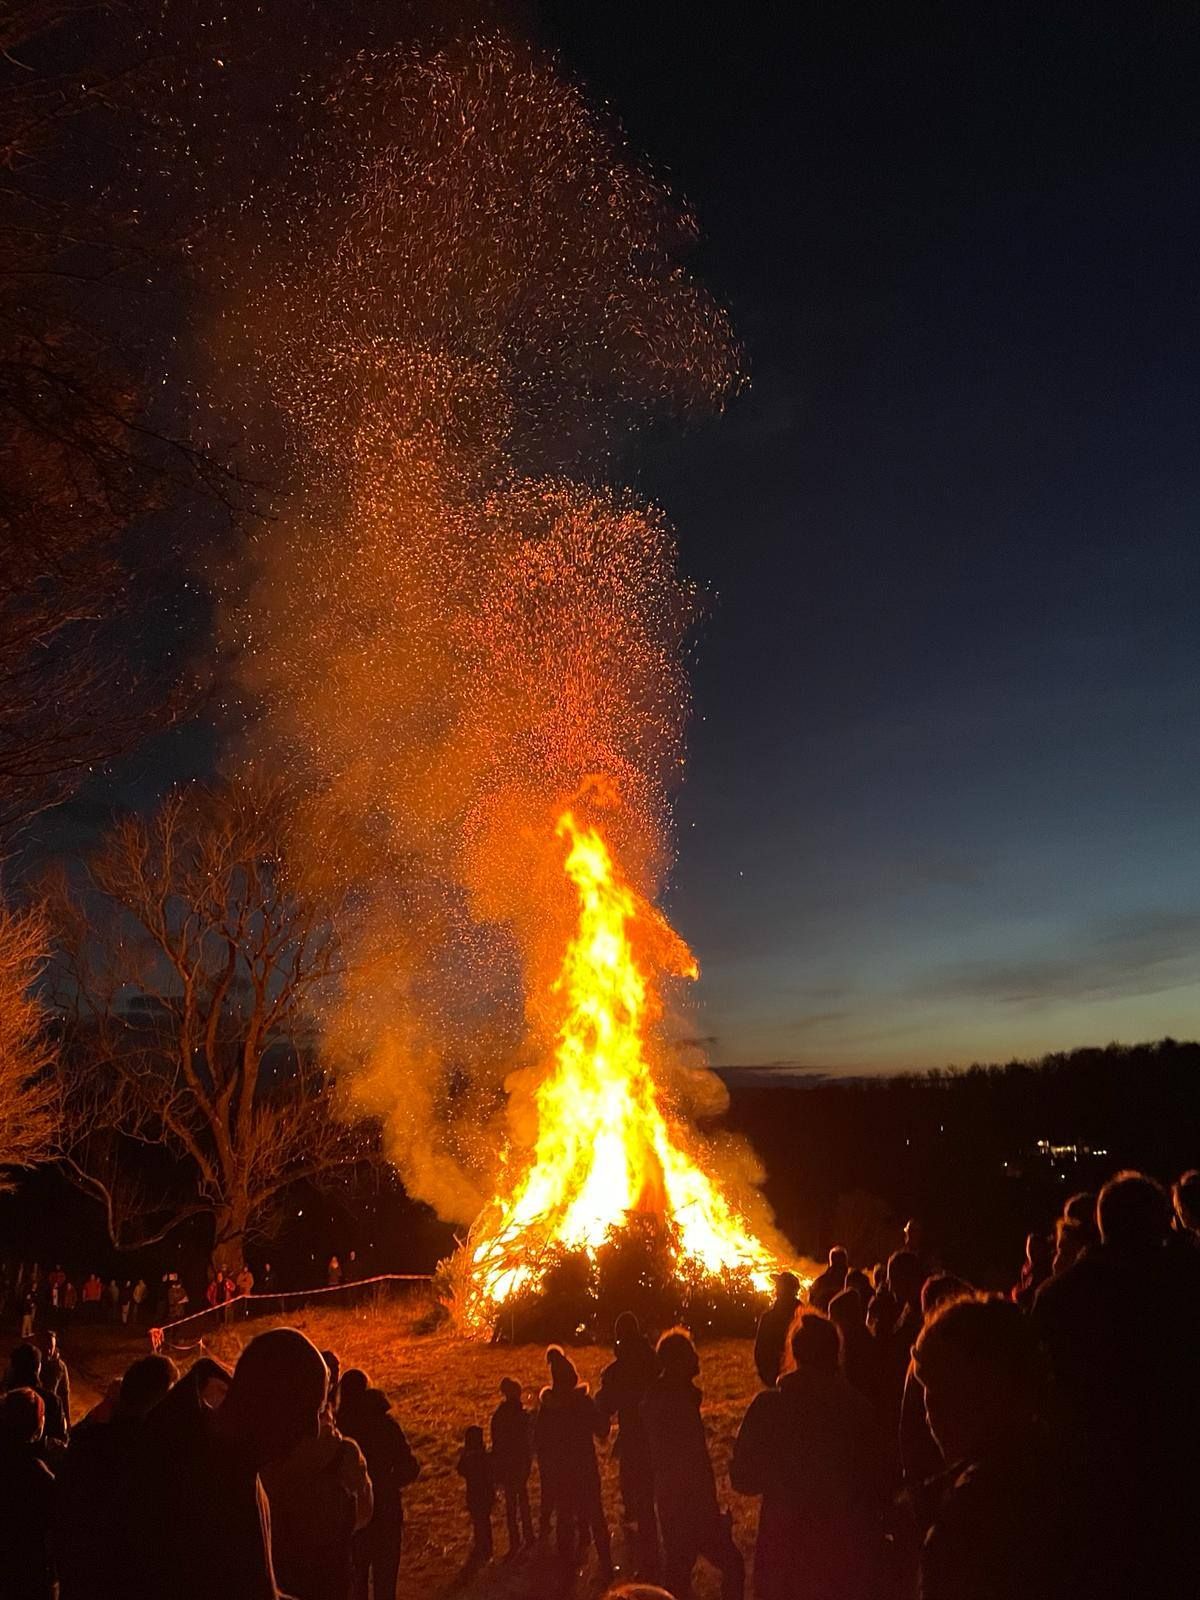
[449,810,780,1337]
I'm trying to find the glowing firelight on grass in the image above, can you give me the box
[464,809,779,1327]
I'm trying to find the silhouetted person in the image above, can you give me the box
[1033,1170,1200,1592]
[733,1313,883,1600]
[754,1272,800,1387]
[3,1344,65,1456]
[258,1333,370,1600]
[1171,1168,1200,1242]
[1012,1234,1053,1310]
[39,1331,69,1430]
[844,1267,873,1309]
[914,1293,1088,1600]
[0,1388,56,1600]
[829,1287,878,1404]
[489,1377,534,1557]
[1062,1191,1096,1227]
[875,1250,925,1433]
[535,1345,612,1578]
[809,1247,849,1313]
[643,1329,743,1600]
[457,1425,495,1567]
[57,1353,177,1600]
[899,1276,969,1504]
[337,1366,420,1600]
[597,1311,660,1576]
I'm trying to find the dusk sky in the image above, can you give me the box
[48,4,1200,1078]
[539,3,1200,1073]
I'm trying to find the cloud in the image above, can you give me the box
[917,909,1200,1006]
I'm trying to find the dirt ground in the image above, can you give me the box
[59,1302,766,1600]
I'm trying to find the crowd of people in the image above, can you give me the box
[3,1166,1199,1599]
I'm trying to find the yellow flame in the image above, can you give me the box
[467,810,778,1322]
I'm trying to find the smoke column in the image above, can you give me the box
[216,33,770,1233]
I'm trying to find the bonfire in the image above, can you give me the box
[457,808,781,1334]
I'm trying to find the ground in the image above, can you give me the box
[60,1302,765,1600]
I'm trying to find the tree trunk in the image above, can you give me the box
[211,1207,249,1274]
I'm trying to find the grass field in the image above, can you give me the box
[67,1302,765,1600]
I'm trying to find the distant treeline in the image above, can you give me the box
[724,1039,1200,1284]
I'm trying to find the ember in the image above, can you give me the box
[461,808,778,1332]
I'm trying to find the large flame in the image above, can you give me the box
[466,809,778,1324]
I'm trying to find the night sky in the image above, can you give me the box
[54,3,1200,1077]
[538,3,1200,1074]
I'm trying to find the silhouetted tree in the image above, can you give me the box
[50,775,372,1267]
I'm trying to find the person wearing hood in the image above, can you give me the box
[597,1311,660,1576]
[489,1377,534,1557]
[732,1313,884,1600]
[249,1332,371,1600]
[643,1329,744,1600]
[143,1327,350,1600]
[337,1367,420,1600]
[534,1344,612,1579]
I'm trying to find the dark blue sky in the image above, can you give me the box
[538,3,1200,1071]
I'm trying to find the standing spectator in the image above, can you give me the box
[61,1279,77,1324]
[643,1329,743,1600]
[81,1274,103,1321]
[139,1342,280,1600]
[899,1275,969,1502]
[56,1353,178,1599]
[261,1262,276,1294]
[754,1272,800,1387]
[874,1250,925,1431]
[0,1388,56,1600]
[19,1285,35,1339]
[327,1256,343,1288]
[255,1330,372,1600]
[489,1377,535,1558]
[535,1345,612,1578]
[236,1264,255,1300]
[338,1367,420,1600]
[828,1288,878,1405]
[119,1281,133,1326]
[39,1330,70,1429]
[596,1311,659,1575]
[457,1424,495,1568]
[130,1279,147,1325]
[809,1246,849,1313]
[3,1344,66,1456]
[105,1279,120,1322]
[914,1294,1084,1600]
[733,1313,883,1600]
[167,1276,189,1320]
[46,1265,66,1312]
[844,1267,873,1308]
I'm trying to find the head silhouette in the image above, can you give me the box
[1097,1171,1170,1252]
[656,1328,699,1381]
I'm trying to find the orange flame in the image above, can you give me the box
[466,810,778,1324]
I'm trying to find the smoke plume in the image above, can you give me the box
[216,33,761,1227]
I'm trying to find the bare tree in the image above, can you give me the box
[0,899,55,1184]
[50,776,372,1267]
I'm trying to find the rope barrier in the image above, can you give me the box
[148,1272,435,1352]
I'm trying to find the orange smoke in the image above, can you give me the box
[212,33,786,1284]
